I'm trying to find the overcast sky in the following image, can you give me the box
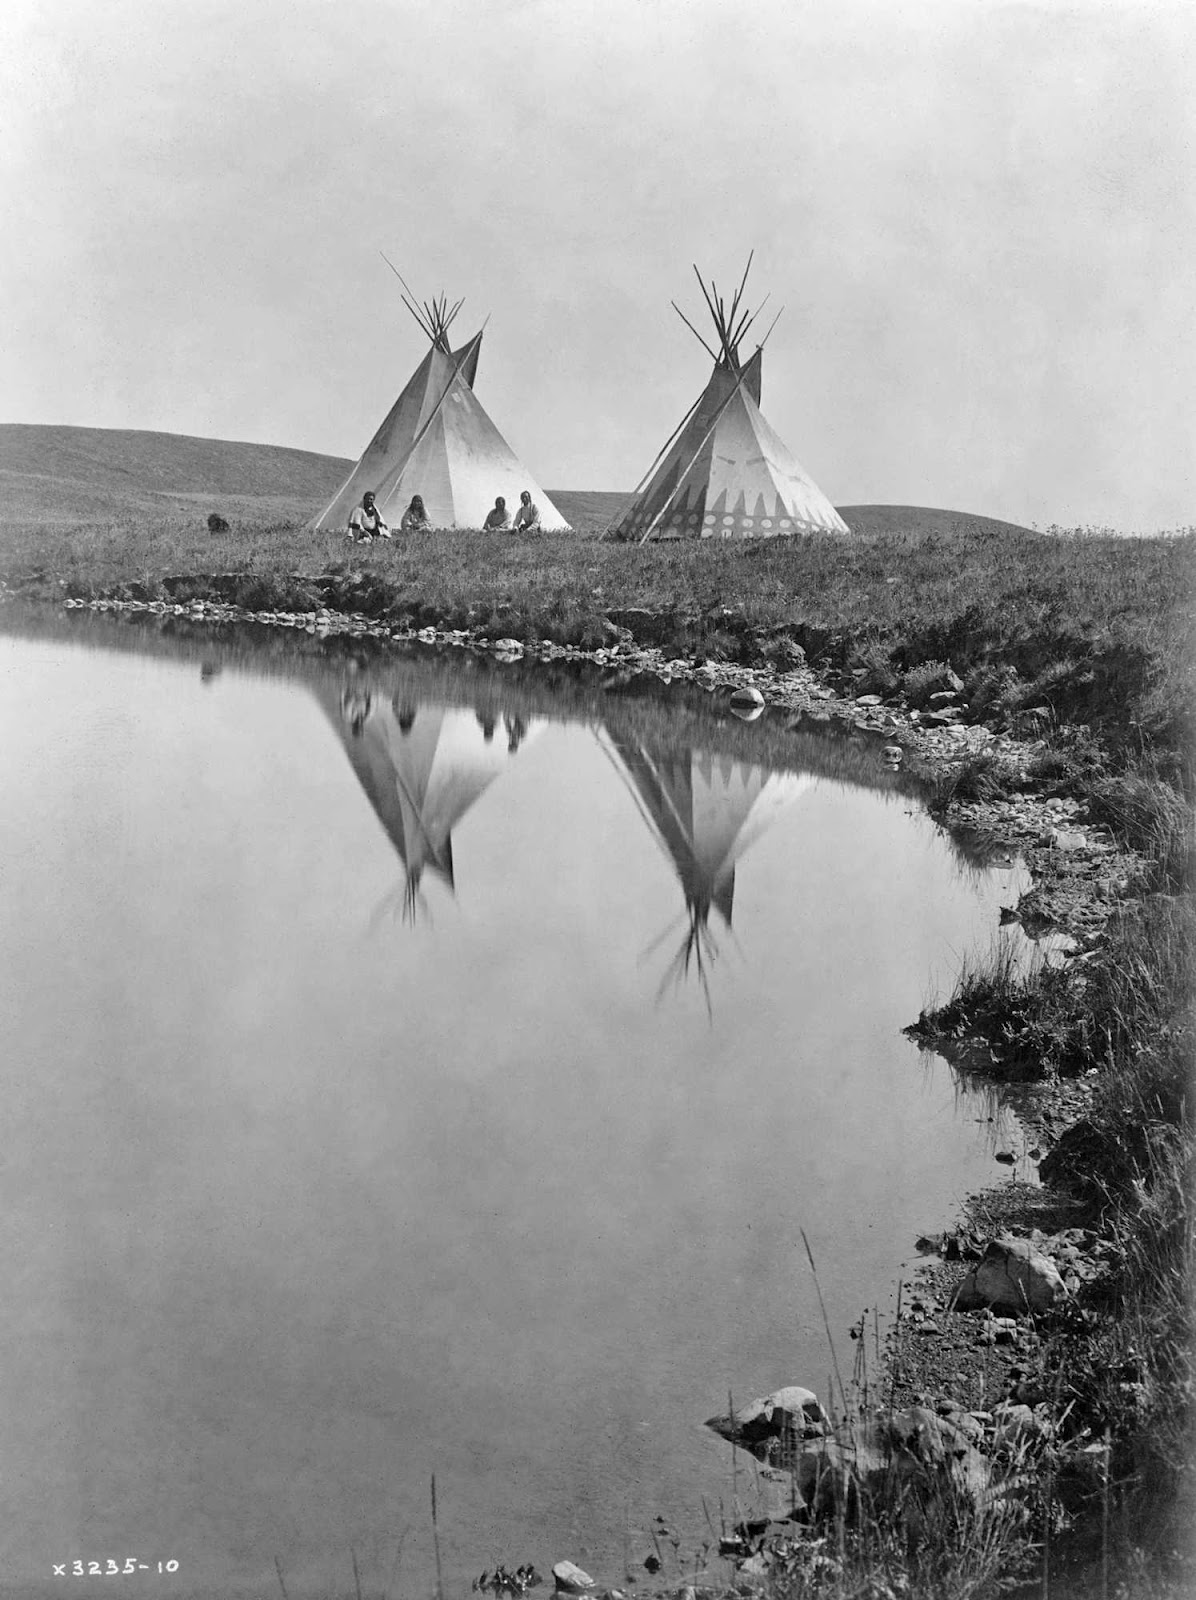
[2,0,1193,530]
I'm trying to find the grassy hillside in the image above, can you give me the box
[1,424,1039,539]
[0,424,352,524]
[838,503,1039,538]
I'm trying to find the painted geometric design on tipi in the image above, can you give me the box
[612,261,847,542]
[310,286,569,533]
[318,685,540,918]
[597,726,813,1001]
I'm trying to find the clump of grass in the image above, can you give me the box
[901,658,960,708]
[963,661,1023,720]
[1089,774,1194,892]
[1023,723,1108,788]
[926,751,1020,810]
[910,938,1086,1079]
[847,637,901,696]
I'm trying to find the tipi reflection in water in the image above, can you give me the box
[320,684,537,922]
[598,729,813,1007]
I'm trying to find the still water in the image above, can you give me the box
[0,621,1025,1598]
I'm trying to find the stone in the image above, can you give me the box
[951,1236,1067,1315]
[991,1402,1052,1450]
[794,1407,990,1523]
[729,685,765,710]
[1051,828,1087,851]
[855,693,883,706]
[706,1385,829,1458]
[552,1562,595,1592]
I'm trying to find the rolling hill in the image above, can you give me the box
[0,424,1036,537]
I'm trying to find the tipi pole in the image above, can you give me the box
[759,306,785,347]
[380,253,436,340]
[731,292,769,350]
[692,266,722,342]
[725,251,755,343]
[671,301,718,359]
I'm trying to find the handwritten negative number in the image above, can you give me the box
[54,1559,180,1575]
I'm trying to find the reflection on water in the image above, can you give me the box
[320,682,540,922]
[0,617,1036,1600]
[598,731,812,1006]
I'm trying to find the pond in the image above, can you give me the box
[0,613,1030,1598]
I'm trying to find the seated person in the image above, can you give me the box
[400,494,431,533]
[347,491,391,541]
[482,496,511,531]
[513,490,541,532]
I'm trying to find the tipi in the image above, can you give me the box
[319,683,538,918]
[611,259,849,542]
[597,727,812,1001]
[311,283,569,532]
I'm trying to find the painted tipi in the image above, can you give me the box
[611,259,848,542]
[311,284,569,532]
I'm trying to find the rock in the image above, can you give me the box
[991,1402,1052,1450]
[706,1385,829,1458]
[736,1555,770,1580]
[855,693,883,706]
[552,1562,595,1592]
[794,1407,990,1524]
[980,1316,1019,1346]
[492,638,525,658]
[1051,828,1087,851]
[729,685,766,710]
[995,1150,1016,1164]
[951,1236,1067,1315]
[600,618,634,645]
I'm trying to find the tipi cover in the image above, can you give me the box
[612,262,848,542]
[311,287,569,533]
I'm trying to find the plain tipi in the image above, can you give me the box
[311,285,569,532]
[611,259,848,542]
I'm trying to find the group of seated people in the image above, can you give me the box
[347,488,542,541]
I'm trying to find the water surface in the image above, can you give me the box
[0,621,1025,1597]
